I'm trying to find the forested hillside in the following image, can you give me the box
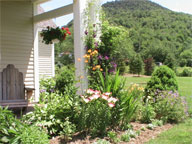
[55,0,192,67]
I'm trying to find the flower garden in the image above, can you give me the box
[0,1,191,144]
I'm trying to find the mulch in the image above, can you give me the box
[50,122,173,144]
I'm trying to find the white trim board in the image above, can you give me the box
[33,4,73,23]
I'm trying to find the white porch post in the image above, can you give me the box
[33,3,40,101]
[73,0,88,94]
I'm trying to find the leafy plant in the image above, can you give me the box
[120,132,130,142]
[152,90,188,123]
[55,67,77,96]
[120,84,143,124]
[23,92,79,137]
[94,139,110,144]
[0,107,49,144]
[107,131,120,143]
[40,26,71,44]
[79,89,118,136]
[19,125,49,144]
[145,65,178,95]
[140,102,156,123]
[129,54,144,76]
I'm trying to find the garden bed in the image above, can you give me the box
[50,122,173,144]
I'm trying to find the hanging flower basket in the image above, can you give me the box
[40,26,71,44]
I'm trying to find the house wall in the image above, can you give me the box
[38,32,55,78]
[0,2,35,89]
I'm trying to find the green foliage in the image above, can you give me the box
[140,102,156,123]
[180,67,192,77]
[39,77,56,103]
[152,90,188,123]
[94,139,110,144]
[0,107,49,144]
[19,125,49,144]
[79,93,112,136]
[41,26,71,44]
[144,57,155,76]
[23,92,79,137]
[0,107,21,143]
[145,65,178,94]
[129,54,144,75]
[99,21,133,74]
[55,27,74,67]
[107,131,120,143]
[103,0,192,65]
[120,84,143,124]
[55,67,77,95]
[95,70,126,125]
[120,132,130,142]
[164,53,177,70]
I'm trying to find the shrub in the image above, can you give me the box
[23,92,79,137]
[180,68,192,77]
[55,67,77,95]
[145,65,178,95]
[39,78,56,103]
[129,54,144,76]
[152,90,188,123]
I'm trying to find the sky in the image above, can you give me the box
[41,0,192,27]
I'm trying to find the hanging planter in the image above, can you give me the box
[40,26,71,44]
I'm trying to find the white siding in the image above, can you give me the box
[38,32,55,78]
[0,2,34,89]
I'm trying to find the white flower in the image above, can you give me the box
[101,94,108,100]
[108,103,115,108]
[107,97,118,103]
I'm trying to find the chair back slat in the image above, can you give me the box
[1,64,25,101]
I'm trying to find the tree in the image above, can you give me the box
[144,57,155,76]
[129,54,144,76]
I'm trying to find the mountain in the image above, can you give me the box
[102,0,192,66]
[55,0,192,67]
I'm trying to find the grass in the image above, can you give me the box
[146,118,192,144]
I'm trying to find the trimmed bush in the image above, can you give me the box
[145,65,178,94]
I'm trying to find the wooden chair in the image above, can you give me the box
[0,64,34,108]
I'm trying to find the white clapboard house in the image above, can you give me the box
[0,0,98,107]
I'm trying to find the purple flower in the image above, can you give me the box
[93,34,97,38]
[94,42,98,47]
[40,89,46,93]
[85,30,88,35]
[98,55,102,60]
[105,56,109,60]
[50,89,54,93]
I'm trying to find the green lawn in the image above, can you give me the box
[146,118,192,144]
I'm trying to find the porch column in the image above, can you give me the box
[73,0,88,94]
[33,3,40,101]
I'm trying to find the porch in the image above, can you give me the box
[0,0,98,107]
